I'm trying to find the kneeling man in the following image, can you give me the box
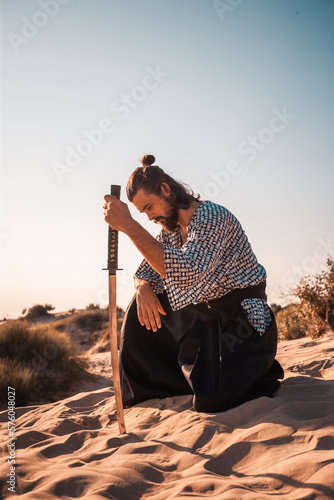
[103,154,284,413]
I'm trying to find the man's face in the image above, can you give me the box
[132,187,179,232]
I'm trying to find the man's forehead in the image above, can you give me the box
[132,189,156,211]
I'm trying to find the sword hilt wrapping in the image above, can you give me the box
[107,185,121,275]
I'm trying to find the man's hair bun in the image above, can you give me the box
[141,154,155,166]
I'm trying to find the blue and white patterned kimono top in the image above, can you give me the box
[134,200,272,335]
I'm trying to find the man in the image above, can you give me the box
[103,155,284,413]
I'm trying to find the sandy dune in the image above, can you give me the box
[1,334,334,499]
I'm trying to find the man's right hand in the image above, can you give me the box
[135,279,166,332]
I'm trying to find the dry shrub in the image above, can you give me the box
[23,303,55,320]
[0,320,88,407]
[0,359,36,406]
[275,303,309,340]
[53,310,109,333]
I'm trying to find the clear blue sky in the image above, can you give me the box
[1,0,334,318]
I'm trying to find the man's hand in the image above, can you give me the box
[135,279,166,332]
[103,194,167,278]
[103,195,134,232]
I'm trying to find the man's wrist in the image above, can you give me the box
[122,218,140,237]
[134,278,152,290]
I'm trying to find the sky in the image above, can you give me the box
[1,0,334,318]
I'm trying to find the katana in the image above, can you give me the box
[105,185,126,434]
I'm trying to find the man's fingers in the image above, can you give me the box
[145,312,154,331]
[138,306,152,331]
[137,296,165,332]
[147,310,158,332]
[151,308,162,329]
[157,302,167,316]
[141,310,151,330]
[104,194,115,202]
[138,306,160,332]
[137,307,145,327]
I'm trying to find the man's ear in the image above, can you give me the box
[161,182,172,196]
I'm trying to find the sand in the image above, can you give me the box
[1,334,334,499]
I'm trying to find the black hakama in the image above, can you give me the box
[119,284,284,413]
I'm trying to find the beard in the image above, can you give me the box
[154,200,179,232]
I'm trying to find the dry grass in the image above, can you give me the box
[53,309,109,332]
[274,302,331,340]
[0,320,88,407]
[275,304,308,340]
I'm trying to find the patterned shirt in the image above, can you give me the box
[134,200,272,335]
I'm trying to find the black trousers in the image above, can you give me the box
[119,289,284,413]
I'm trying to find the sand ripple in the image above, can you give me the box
[1,334,334,499]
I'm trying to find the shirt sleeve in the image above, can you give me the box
[133,231,165,294]
[162,207,230,291]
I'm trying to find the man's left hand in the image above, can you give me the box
[103,195,133,232]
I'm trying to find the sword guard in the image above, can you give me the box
[102,268,123,271]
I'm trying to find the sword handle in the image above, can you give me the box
[107,185,121,275]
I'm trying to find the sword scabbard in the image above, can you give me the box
[106,184,126,434]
